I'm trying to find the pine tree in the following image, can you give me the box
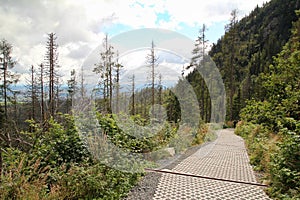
[224,9,239,121]
[0,39,18,181]
[0,39,18,121]
[93,34,115,113]
[190,24,210,122]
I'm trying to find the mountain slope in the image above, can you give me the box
[208,0,300,121]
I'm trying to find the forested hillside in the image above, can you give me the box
[186,1,300,197]
[236,13,300,198]
[207,0,300,121]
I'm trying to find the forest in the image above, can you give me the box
[1,0,300,199]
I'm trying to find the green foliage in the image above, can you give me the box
[235,123,275,171]
[0,114,142,200]
[209,0,300,121]
[97,113,177,154]
[240,100,281,131]
[269,129,300,199]
[0,149,49,199]
[0,149,141,200]
[168,125,196,153]
[29,115,90,168]
[238,13,300,199]
[51,163,141,200]
[164,90,181,123]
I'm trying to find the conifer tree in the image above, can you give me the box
[0,39,18,121]
[224,9,239,121]
[94,34,114,113]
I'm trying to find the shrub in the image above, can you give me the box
[96,113,177,154]
[235,122,277,173]
[269,130,300,199]
[0,115,143,200]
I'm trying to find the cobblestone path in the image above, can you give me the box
[153,129,270,200]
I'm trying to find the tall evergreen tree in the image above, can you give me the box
[0,39,18,121]
[0,39,18,181]
[93,34,115,113]
[224,9,239,121]
[190,24,210,122]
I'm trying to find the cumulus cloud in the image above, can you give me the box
[0,0,269,84]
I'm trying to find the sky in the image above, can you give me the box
[0,0,269,85]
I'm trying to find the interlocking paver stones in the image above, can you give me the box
[153,129,270,199]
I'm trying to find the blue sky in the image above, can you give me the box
[102,13,227,44]
[0,0,269,83]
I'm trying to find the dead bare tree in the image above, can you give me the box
[146,41,158,112]
[113,51,123,113]
[129,74,135,115]
[38,63,45,123]
[44,33,59,118]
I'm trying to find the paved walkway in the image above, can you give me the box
[153,129,270,200]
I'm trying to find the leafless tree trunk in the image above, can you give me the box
[39,63,45,122]
[45,33,59,118]
[93,34,115,113]
[158,74,163,121]
[30,65,35,121]
[114,53,122,113]
[146,41,158,116]
[130,74,135,115]
[67,69,76,113]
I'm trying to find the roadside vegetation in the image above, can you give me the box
[236,14,300,199]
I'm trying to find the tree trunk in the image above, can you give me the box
[31,65,35,121]
[40,63,45,122]
[3,58,7,120]
[0,148,2,181]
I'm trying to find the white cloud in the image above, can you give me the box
[0,0,269,86]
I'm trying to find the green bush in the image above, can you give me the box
[235,123,273,171]
[168,125,195,153]
[269,129,300,199]
[97,113,177,154]
[51,163,141,200]
[0,115,143,200]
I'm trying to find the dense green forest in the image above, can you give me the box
[208,0,300,122]
[208,0,300,198]
[1,0,300,199]
[236,13,300,198]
